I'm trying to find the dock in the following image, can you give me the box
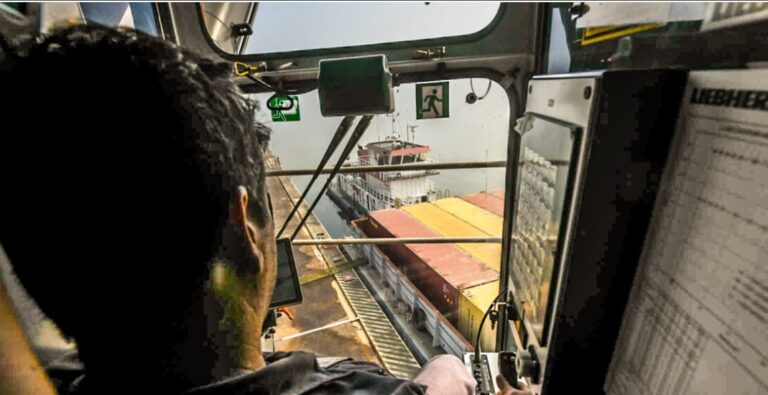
[265,153,421,378]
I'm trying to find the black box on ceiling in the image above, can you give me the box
[318,54,395,117]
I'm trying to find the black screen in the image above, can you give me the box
[270,238,303,308]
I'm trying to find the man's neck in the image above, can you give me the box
[201,263,268,380]
[84,265,268,391]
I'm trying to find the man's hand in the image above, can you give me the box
[496,374,533,395]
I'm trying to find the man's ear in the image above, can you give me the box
[232,186,264,274]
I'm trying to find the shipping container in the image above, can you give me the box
[460,191,505,217]
[432,198,503,237]
[356,209,497,326]
[350,223,475,358]
[402,202,501,272]
[370,210,498,291]
[458,280,500,352]
[354,211,409,271]
[355,209,501,352]
[487,189,506,201]
[357,212,458,321]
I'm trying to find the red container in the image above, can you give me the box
[356,209,498,326]
[460,191,505,217]
[487,189,506,201]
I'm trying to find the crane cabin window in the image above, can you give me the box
[202,2,501,55]
[254,78,510,365]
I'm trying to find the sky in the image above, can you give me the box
[246,2,500,54]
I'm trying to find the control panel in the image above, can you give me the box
[464,352,522,394]
[464,353,499,395]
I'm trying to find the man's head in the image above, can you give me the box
[0,26,276,386]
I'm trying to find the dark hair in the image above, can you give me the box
[0,25,271,371]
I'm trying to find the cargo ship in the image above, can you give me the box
[327,135,441,218]
[350,190,506,354]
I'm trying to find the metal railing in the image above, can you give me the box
[266,160,508,177]
[292,237,504,245]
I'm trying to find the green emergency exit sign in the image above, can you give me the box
[269,95,301,122]
[416,82,449,120]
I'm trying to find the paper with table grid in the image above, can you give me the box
[605,70,768,395]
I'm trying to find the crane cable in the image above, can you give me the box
[288,116,374,241]
[276,116,356,239]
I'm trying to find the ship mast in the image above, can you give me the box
[387,112,401,142]
[407,124,418,144]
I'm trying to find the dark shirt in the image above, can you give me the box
[186,351,426,395]
[42,348,426,395]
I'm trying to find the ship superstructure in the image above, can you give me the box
[329,135,439,216]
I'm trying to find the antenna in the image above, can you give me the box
[387,112,400,141]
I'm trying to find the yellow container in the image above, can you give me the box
[433,198,503,237]
[403,202,501,272]
[458,280,500,352]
